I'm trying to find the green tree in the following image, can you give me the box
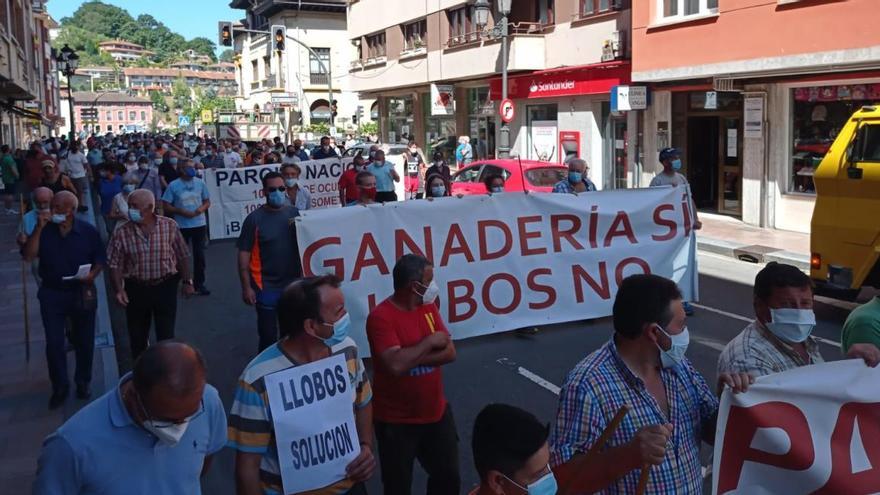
[61,1,133,39]
[171,77,191,111]
[185,38,217,62]
[219,49,235,63]
[360,121,378,136]
[149,90,169,113]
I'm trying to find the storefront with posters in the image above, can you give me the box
[489,61,633,190]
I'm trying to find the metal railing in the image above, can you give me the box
[310,73,329,85]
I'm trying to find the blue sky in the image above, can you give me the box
[48,0,243,53]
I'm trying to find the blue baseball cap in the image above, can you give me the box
[659,147,680,162]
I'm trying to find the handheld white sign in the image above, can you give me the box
[265,353,360,494]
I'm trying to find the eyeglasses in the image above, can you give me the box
[135,391,205,428]
[266,186,287,193]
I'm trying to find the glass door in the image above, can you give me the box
[719,116,742,214]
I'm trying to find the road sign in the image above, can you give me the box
[499,98,515,123]
[271,94,298,107]
[81,107,98,119]
[178,115,190,127]
[201,109,214,124]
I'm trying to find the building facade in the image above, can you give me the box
[123,68,237,97]
[97,40,155,63]
[229,0,375,138]
[632,0,880,233]
[68,91,153,135]
[348,0,632,188]
[0,0,62,147]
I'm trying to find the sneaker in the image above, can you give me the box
[683,301,695,316]
[49,388,69,410]
[196,286,211,296]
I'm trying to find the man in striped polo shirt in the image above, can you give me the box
[228,275,375,494]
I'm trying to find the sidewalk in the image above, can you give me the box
[0,194,118,492]
[697,213,810,270]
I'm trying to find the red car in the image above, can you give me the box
[450,159,567,195]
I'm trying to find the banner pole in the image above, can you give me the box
[19,193,30,362]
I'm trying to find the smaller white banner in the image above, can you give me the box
[205,157,353,239]
[265,354,360,494]
[431,84,455,116]
[713,360,880,495]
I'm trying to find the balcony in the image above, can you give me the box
[310,73,329,86]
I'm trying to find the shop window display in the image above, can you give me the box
[791,84,880,194]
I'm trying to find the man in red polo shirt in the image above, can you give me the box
[338,154,365,206]
[367,254,460,494]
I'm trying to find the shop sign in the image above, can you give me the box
[744,97,764,139]
[491,63,631,100]
[611,85,648,111]
[431,83,454,116]
[705,91,718,110]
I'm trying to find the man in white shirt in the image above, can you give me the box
[62,143,90,213]
[221,145,242,168]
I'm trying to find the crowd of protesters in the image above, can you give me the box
[14,130,880,495]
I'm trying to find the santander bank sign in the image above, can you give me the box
[529,79,576,95]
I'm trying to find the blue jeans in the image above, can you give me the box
[38,287,96,393]
[256,287,283,352]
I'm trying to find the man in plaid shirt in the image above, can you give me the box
[108,189,194,360]
[550,274,752,494]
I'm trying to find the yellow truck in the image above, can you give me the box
[811,105,880,300]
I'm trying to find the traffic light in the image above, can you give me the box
[272,25,286,52]
[352,114,358,125]
[331,99,338,119]
[356,105,364,125]
[219,21,233,47]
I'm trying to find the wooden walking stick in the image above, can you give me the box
[559,405,631,494]
[636,465,650,495]
[19,193,30,361]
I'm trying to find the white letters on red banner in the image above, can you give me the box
[204,158,353,239]
[295,186,698,354]
[713,360,880,494]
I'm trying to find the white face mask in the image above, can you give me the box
[142,420,190,446]
[656,325,689,368]
[416,280,440,305]
[766,308,816,343]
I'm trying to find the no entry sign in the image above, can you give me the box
[499,98,515,123]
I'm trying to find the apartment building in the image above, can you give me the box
[0,0,62,147]
[123,68,237,97]
[348,0,632,189]
[229,0,375,137]
[632,0,880,234]
[71,91,153,134]
[98,40,155,63]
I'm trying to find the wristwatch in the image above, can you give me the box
[183,279,194,286]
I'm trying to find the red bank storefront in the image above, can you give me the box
[489,61,632,189]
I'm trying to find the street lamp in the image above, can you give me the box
[55,44,80,142]
[475,0,512,158]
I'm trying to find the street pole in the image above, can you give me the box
[68,84,76,142]
[498,14,510,159]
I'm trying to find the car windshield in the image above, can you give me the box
[525,168,567,187]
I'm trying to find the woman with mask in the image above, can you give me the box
[280,163,311,211]
[108,174,138,232]
[483,173,505,194]
[425,150,451,192]
[424,174,448,199]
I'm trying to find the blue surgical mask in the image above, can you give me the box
[504,465,558,495]
[184,167,196,178]
[491,186,504,193]
[267,190,287,208]
[568,171,582,184]
[169,158,179,165]
[128,208,143,223]
[284,178,298,188]
[657,325,690,368]
[123,184,136,193]
[672,159,682,171]
[51,213,67,224]
[319,313,351,348]
[431,185,446,197]
[766,308,816,343]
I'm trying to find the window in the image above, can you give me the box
[309,48,330,85]
[581,0,619,16]
[453,165,481,183]
[447,5,476,45]
[365,32,386,59]
[536,0,555,25]
[117,111,123,120]
[659,0,717,20]
[141,111,146,120]
[263,56,271,81]
[106,111,112,121]
[851,125,880,162]
[129,111,136,120]
[526,167,567,187]
[403,19,427,51]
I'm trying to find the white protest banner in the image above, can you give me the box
[296,186,698,354]
[713,360,880,495]
[204,157,353,239]
[264,353,360,494]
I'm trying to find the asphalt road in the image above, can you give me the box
[108,240,851,494]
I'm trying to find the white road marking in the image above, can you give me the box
[691,335,727,352]
[517,366,561,396]
[691,303,842,348]
[814,295,859,312]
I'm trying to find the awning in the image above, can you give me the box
[489,61,631,100]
